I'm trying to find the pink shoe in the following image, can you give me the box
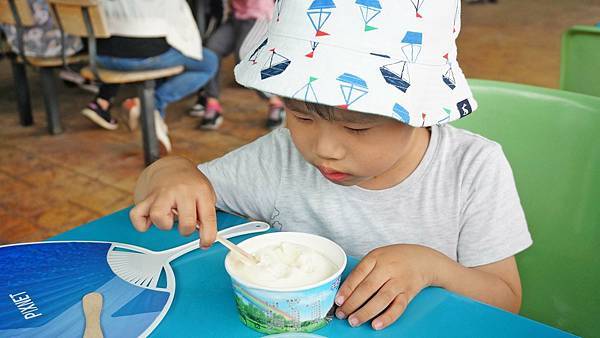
[199,101,224,130]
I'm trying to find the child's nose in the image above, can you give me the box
[314,129,345,160]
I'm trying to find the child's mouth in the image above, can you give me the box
[318,166,350,182]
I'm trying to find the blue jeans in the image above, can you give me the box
[97,48,218,117]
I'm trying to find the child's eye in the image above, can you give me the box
[294,114,313,122]
[344,126,370,134]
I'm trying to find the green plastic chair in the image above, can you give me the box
[453,80,600,338]
[560,25,600,97]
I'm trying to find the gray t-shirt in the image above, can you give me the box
[198,125,532,267]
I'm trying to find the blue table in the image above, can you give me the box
[50,208,577,338]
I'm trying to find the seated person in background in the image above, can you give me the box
[1,0,89,88]
[0,0,82,58]
[81,0,218,153]
[192,0,286,130]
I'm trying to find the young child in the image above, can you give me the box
[130,0,532,331]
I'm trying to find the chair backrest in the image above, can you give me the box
[560,25,600,97]
[47,0,110,38]
[453,79,600,338]
[0,0,34,26]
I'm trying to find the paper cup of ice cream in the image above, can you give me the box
[224,232,347,334]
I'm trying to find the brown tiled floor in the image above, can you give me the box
[1,0,599,244]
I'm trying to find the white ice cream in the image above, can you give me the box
[230,241,338,289]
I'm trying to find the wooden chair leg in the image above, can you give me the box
[138,80,160,166]
[9,56,33,126]
[39,67,63,134]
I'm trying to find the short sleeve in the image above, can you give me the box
[458,145,533,267]
[197,129,288,222]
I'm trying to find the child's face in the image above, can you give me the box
[285,100,430,190]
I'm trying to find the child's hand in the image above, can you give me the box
[335,244,444,330]
[129,156,218,248]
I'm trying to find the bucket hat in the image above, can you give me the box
[235,0,477,127]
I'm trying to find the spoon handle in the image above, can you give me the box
[216,233,259,265]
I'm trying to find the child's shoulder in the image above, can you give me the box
[434,125,509,177]
[259,127,294,150]
[437,124,503,158]
[245,128,300,163]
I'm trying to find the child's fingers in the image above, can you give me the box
[371,288,419,330]
[148,196,176,231]
[196,198,217,248]
[344,279,398,328]
[130,197,155,232]
[337,270,386,320]
[335,256,376,308]
[175,197,197,237]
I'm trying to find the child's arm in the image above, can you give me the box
[335,245,522,330]
[129,156,218,248]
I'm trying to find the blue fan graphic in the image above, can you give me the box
[0,242,171,337]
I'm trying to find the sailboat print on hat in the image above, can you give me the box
[307,0,336,37]
[261,48,291,80]
[442,53,457,90]
[410,0,425,18]
[380,60,411,93]
[293,76,319,102]
[392,103,411,124]
[355,0,382,32]
[249,38,268,65]
[402,31,423,63]
[336,73,368,109]
[306,41,319,58]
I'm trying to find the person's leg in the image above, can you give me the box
[81,84,120,130]
[152,48,219,117]
[233,18,256,64]
[189,19,237,118]
[98,49,218,117]
[204,19,237,100]
[95,48,217,149]
[96,84,120,109]
[198,18,239,128]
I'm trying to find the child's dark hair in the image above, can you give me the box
[282,97,391,124]
[283,98,336,121]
